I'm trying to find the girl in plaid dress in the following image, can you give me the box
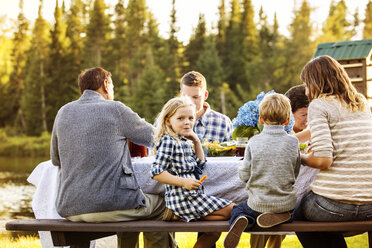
[151,96,235,247]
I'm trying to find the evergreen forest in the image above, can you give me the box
[0,0,372,137]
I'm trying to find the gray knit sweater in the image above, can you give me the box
[239,125,301,213]
[51,90,154,217]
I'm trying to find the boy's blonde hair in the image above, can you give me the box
[154,96,196,147]
[259,93,291,125]
[301,55,366,112]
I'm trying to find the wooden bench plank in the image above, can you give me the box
[6,219,372,248]
[6,219,372,233]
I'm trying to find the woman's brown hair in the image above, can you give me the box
[300,55,366,112]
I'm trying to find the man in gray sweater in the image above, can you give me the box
[51,67,173,248]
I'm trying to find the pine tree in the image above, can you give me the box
[66,0,85,72]
[195,37,224,113]
[216,0,227,59]
[183,14,206,71]
[319,0,350,42]
[21,0,50,135]
[278,0,314,92]
[350,8,360,39]
[106,0,127,102]
[364,0,372,38]
[83,0,111,67]
[255,9,283,92]
[46,0,72,130]
[3,0,29,130]
[124,0,148,98]
[241,0,257,56]
[164,0,182,101]
[132,48,164,123]
[224,0,247,91]
[144,11,169,105]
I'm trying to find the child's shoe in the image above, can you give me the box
[223,216,248,248]
[162,208,182,221]
[256,212,291,228]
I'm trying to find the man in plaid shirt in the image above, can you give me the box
[180,71,233,143]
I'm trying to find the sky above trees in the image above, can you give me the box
[0,0,370,42]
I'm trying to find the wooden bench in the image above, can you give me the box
[6,219,372,248]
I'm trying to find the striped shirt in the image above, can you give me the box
[308,97,372,203]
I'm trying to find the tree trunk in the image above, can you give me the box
[220,88,226,115]
[40,62,48,132]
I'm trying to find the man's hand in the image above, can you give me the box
[182,178,202,190]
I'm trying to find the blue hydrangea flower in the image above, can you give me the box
[284,113,295,134]
[233,90,295,134]
[233,100,259,128]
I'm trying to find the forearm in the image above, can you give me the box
[295,129,311,144]
[153,171,185,187]
[301,152,333,170]
[193,139,205,161]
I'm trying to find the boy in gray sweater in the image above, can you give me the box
[224,93,301,248]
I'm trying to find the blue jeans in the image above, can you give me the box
[294,191,372,248]
[229,200,270,229]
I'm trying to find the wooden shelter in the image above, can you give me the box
[314,39,372,106]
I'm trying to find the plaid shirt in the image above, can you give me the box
[151,134,231,221]
[195,103,233,143]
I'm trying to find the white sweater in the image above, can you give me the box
[308,97,372,203]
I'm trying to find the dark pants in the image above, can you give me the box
[229,200,262,229]
[196,201,260,248]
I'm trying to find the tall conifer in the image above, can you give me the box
[83,0,110,67]
[225,0,247,91]
[319,0,351,42]
[195,37,225,113]
[279,0,314,92]
[46,0,72,129]
[107,0,127,102]
[217,0,227,59]
[164,0,181,100]
[184,14,206,72]
[66,0,85,73]
[132,49,163,123]
[364,0,372,38]
[4,0,29,130]
[124,0,147,96]
[22,0,50,135]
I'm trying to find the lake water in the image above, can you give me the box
[0,157,48,221]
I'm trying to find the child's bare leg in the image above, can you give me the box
[193,232,221,248]
[203,203,235,221]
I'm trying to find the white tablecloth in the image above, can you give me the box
[132,156,248,203]
[27,157,317,242]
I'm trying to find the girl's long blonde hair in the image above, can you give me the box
[301,55,366,112]
[153,96,196,151]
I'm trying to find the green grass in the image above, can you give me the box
[1,232,368,247]
[0,235,40,248]
[0,129,50,157]
[146,232,368,247]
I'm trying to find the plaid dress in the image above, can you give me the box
[151,134,231,222]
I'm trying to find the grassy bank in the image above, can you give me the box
[1,233,368,247]
[0,129,50,157]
